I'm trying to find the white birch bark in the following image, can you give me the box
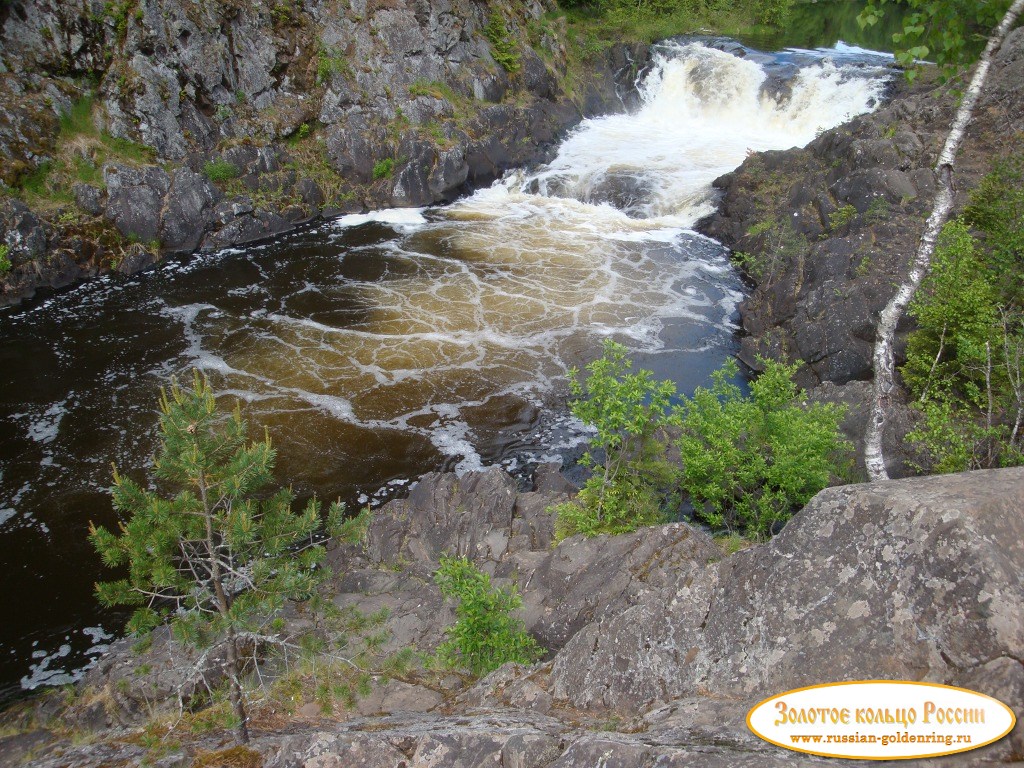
[863,0,1024,481]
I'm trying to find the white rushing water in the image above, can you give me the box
[163,40,892,474]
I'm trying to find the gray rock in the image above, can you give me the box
[159,167,220,252]
[296,178,326,209]
[550,467,1024,734]
[115,244,158,275]
[72,183,104,217]
[365,467,520,566]
[103,164,170,244]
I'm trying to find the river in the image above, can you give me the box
[0,39,892,704]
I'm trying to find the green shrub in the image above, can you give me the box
[550,339,678,540]
[828,203,857,232]
[203,159,240,183]
[677,358,849,540]
[0,244,10,275]
[434,556,542,677]
[902,210,1024,474]
[484,13,521,73]
[372,157,395,180]
[316,45,352,86]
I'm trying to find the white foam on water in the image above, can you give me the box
[334,208,429,230]
[132,42,890,489]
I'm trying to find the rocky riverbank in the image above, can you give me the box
[0,0,647,306]
[2,463,1021,766]
[696,26,1024,475]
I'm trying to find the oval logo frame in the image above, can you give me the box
[747,680,1016,760]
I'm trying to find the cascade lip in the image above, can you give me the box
[747,680,1017,760]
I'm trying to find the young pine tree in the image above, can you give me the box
[90,372,343,744]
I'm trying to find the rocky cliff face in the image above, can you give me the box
[697,28,1024,473]
[7,464,1022,767]
[0,0,645,304]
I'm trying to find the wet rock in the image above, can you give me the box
[199,209,294,251]
[115,243,158,275]
[103,164,170,244]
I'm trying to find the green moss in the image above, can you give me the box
[0,244,11,275]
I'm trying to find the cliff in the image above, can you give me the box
[697,26,1024,475]
[0,0,644,305]
[2,464,1022,766]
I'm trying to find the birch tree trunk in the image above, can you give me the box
[863,0,1024,481]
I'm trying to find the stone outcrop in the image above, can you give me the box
[696,28,1024,472]
[0,0,646,305]
[13,464,1023,767]
[549,467,1024,716]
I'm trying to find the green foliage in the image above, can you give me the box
[484,13,521,73]
[902,173,1024,475]
[964,154,1024,307]
[372,157,395,180]
[271,0,303,26]
[551,339,678,539]
[828,203,858,232]
[559,0,793,47]
[204,160,240,183]
[0,244,11,275]
[858,0,1007,79]
[433,556,542,677]
[90,373,344,741]
[337,507,372,545]
[676,358,850,539]
[316,44,352,86]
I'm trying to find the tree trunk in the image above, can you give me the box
[863,0,1024,481]
[226,632,251,745]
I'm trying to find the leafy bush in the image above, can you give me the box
[484,13,521,73]
[903,210,1024,473]
[372,157,395,180]
[677,358,849,540]
[204,159,240,183]
[0,244,10,275]
[550,339,678,540]
[433,556,542,677]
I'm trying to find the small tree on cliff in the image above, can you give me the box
[90,372,343,744]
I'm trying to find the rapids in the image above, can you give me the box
[0,39,892,701]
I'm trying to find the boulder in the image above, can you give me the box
[159,167,220,252]
[549,465,1024,762]
[103,164,170,244]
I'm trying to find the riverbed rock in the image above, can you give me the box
[19,463,1024,766]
